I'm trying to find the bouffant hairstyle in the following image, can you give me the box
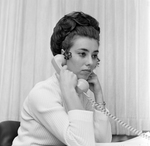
[50,11,100,56]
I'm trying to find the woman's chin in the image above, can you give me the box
[77,74,89,80]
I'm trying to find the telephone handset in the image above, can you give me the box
[51,55,150,141]
[51,54,89,94]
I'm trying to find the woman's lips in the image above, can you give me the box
[81,70,92,74]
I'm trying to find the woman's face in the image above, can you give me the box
[66,36,99,80]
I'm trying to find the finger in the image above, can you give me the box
[55,73,60,80]
[87,74,94,81]
[62,65,68,70]
[89,72,96,77]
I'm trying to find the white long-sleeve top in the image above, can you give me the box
[12,73,112,146]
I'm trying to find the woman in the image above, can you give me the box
[12,11,112,146]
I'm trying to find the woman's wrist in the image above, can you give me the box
[94,91,104,103]
[63,88,84,111]
[94,101,106,110]
[94,91,106,110]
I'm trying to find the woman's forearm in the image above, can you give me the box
[62,88,84,111]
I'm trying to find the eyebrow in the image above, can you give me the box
[79,48,99,53]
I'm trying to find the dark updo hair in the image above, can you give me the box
[50,11,100,56]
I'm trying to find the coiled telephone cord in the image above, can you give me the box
[85,94,150,141]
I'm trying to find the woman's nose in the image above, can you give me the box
[86,56,93,66]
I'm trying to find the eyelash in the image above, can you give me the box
[92,54,98,59]
[78,52,98,59]
[79,52,86,57]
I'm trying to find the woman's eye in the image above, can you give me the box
[79,52,86,57]
[92,54,98,59]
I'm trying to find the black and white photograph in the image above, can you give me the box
[0,0,150,145]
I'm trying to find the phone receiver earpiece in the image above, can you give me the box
[51,54,66,74]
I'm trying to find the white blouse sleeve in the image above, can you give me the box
[28,82,95,146]
[94,109,112,143]
[83,93,112,143]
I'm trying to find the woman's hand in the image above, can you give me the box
[57,65,84,111]
[59,65,78,94]
[87,72,104,103]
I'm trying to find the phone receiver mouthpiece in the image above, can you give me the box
[76,79,89,93]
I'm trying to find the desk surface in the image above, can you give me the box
[96,132,150,146]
